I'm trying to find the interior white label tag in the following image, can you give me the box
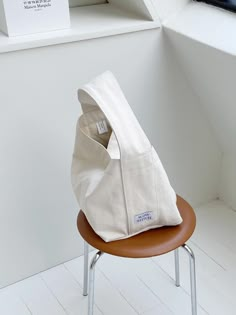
[135,211,153,224]
[96,120,108,134]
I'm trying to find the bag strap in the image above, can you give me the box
[78,71,151,158]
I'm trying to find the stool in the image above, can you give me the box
[77,195,197,315]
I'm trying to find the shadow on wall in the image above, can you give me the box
[138,31,222,207]
[163,25,236,210]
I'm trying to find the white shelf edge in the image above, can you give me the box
[0,4,160,54]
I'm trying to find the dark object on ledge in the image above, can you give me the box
[196,0,236,12]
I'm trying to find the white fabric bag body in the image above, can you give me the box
[71,71,182,242]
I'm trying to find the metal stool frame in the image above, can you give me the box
[83,241,197,315]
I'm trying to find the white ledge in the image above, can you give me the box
[0,3,160,54]
[163,2,236,56]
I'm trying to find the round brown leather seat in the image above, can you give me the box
[77,195,196,258]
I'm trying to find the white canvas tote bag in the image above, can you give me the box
[71,71,182,242]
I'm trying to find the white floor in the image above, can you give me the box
[1,200,236,315]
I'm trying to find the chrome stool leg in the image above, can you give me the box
[174,248,180,287]
[182,244,197,315]
[88,251,103,315]
[83,241,89,296]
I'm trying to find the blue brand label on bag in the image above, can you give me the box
[134,211,153,224]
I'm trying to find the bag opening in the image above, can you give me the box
[80,108,112,149]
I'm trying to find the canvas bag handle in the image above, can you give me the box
[78,71,151,159]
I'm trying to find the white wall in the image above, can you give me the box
[0,0,7,35]
[220,154,236,211]
[0,27,221,287]
[141,33,221,206]
[153,0,190,22]
[69,0,106,7]
[164,21,236,155]
[164,22,236,210]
